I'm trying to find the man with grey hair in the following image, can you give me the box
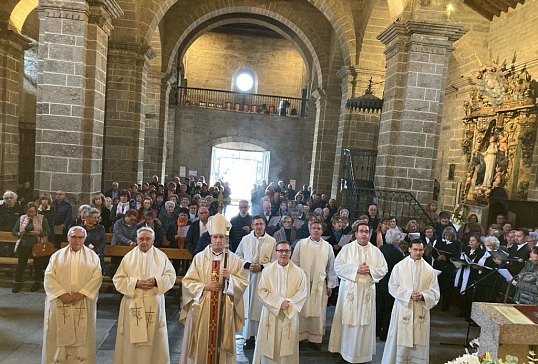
[229,199,252,252]
[42,226,102,364]
[113,226,176,363]
[0,190,22,255]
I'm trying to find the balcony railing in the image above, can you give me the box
[177,86,307,117]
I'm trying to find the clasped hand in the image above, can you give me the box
[59,292,85,304]
[411,291,423,301]
[357,263,370,274]
[280,300,291,310]
[249,263,262,272]
[136,278,156,290]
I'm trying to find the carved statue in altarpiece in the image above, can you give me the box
[460,62,537,205]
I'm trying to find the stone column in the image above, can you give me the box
[310,88,340,194]
[375,20,466,205]
[103,42,155,188]
[331,66,382,200]
[143,72,175,181]
[35,0,123,204]
[0,30,31,191]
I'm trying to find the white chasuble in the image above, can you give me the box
[113,246,176,364]
[381,256,440,364]
[253,261,307,364]
[236,231,277,337]
[42,245,102,364]
[328,242,388,364]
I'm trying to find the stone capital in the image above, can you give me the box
[0,29,32,53]
[378,20,467,59]
[88,0,124,35]
[161,72,176,86]
[108,41,157,62]
[37,0,88,20]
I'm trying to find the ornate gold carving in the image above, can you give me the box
[460,61,537,204]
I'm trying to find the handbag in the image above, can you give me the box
[32,236,56,257]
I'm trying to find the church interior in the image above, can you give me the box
[1,1,538,363]
[1,0,538,228]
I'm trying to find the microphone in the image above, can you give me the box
[504,257,525,263]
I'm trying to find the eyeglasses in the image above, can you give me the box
[276,249,291,254]
[69,236,85,240]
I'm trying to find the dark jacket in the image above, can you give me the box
[0,202,23,232]
[194,231,211,254]
[378,243,405,293]
[185,221,206,255]
[51,200,73,228]
[507,243,532,276]
[229,214,252,252]
[83,223,107,254]
[515,262,538,305]
[110,218,137,246]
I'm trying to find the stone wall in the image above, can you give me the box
[171,105,315,192]
[183,31,307,98]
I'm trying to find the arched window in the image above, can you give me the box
[231,68,258,93]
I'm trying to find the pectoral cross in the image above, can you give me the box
[401,356,412,364]
[130,304,143,326]
[145,307,155,329]
[59,303,70,325]
[74,304,85,326]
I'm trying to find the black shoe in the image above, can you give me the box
[12,283,22,293]
[30,282,42,292]
[243,337,255,350]
[309,342,322,351]
[336,355,350,363]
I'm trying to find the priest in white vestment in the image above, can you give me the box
[291,219,337,350]
[113,226,176,364]
[236,215,277,349]
[253,242,308,364]
[42,226,102,364]
[180,213,249,364]
[328,222,388,363]
[381,240,440,364]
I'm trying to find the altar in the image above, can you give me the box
[471,302,538,360]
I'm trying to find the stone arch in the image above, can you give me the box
[146,0,354,67]
[166,9,324,89]
[212,136,272,152]
[7,0,37,31]
[172,15,317,88]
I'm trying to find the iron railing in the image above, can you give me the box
[177,86,307,117]
[342,148,434,226]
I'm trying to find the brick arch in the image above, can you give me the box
[6,0,37,31]
[170,14,320,89]
[146,0,355,66]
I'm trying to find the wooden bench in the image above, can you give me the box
[0,231,33,268]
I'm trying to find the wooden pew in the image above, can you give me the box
[0,231,32,268]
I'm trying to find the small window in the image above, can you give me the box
[448,164,456,181]
[231,67,258,93]
[236,73,254,92]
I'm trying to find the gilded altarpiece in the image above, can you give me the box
[460,63,537,205]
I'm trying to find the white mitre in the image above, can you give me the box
[206,213,231,236]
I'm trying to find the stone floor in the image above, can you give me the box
[0,273,477,364]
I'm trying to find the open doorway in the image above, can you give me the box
[210,144,269,202]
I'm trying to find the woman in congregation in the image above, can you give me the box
[513,245,538,304]
[432,226,462,311]
[457,214,484,245]
[91,193,111,232]
[371,217,390,247]
[273,215,297,247]
[11,202,51,293]
[37,193,56,245]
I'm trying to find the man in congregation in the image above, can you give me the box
[51,190,73,247]
[184,205,210,255]
[328,222,388,363]
[112,227,176,364]
[180,213,248,364]
[229,199,252,252]
[252,241,308,364]
[42,226,102,364]
[235,215,277,350]
[381,240,440,364]
[291,218,338,351]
